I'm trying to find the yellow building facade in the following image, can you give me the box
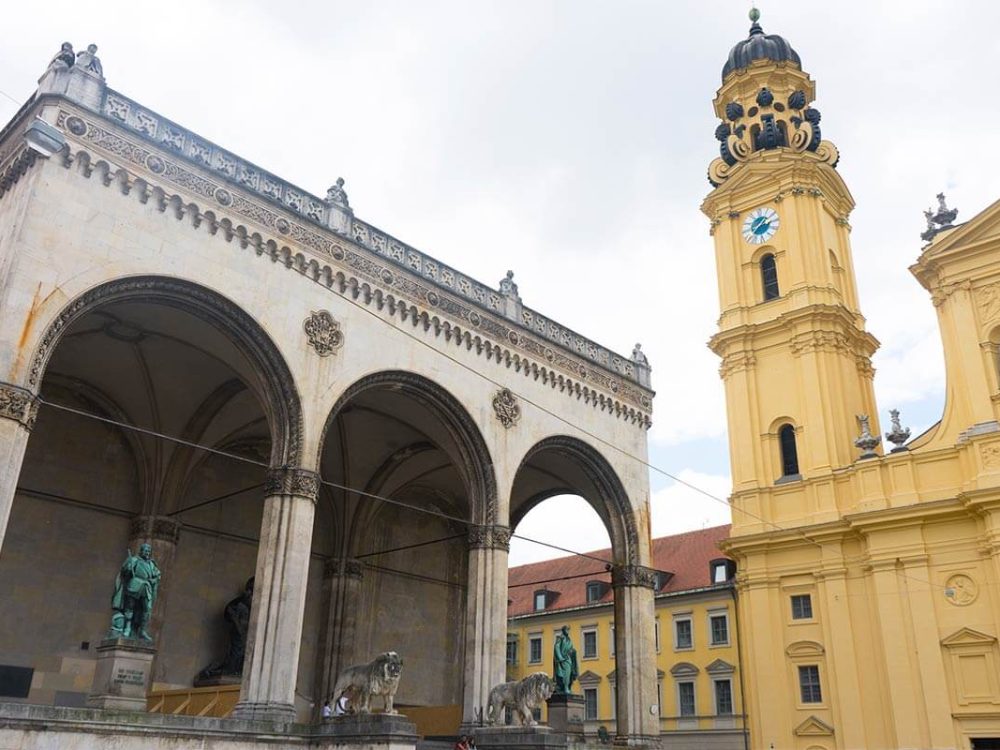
[507,527,747,749]
[706,10,1000,750]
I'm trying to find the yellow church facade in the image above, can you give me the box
[706,10,1000,750]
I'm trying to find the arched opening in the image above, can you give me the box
[314,371,495,725]
[778,424,800,479]
[506,436,646,735]
[760,253,780,301]
[1,277,302,709]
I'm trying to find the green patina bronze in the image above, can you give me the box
[552,624,579,694]
[108,543,161,641]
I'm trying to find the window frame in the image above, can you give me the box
[677,681,696,717]
[791,593,814,621]
[798,664,823,704]
[528,633,543,665]
[533,590,547,612]
[583,687,599,721]
[654,619,661,653]
[581,626,599,660]
[506,636,519,666]
[778,423,800,478]
[709,612,730,647]
[586,581,604,603]
[760,253,780,301]
[674,616,694,651]
[713,678,734,716]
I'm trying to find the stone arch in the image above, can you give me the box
[317,370,497,526]
[511,435,640,565]
[28,275,303,466]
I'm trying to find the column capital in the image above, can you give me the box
[264,466,319,501]
[467,524,511,551]
[323,557,363,580]
[611,563,658,590]
[0,383,39,431]
[129,515,182,545]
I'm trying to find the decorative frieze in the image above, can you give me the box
[264,467,320,500]
[0,383,39,430]
[491,388,521,429]
[611,564,658,590]
[323,557,364,580]
[46,109,653,429]
[467,525,511,551]
[129,515,182,545]
[303,310,344,357]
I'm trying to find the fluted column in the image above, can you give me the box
[318,557,363,710]
[462,524,510,726]
[0,383,38,557]
[611,564,661,748]
[233,467,319,722]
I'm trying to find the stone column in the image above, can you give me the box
[463,525,510,726]
[318,557,364,708]
[233,467,319,722]
[0,383,38,557]
[611,564,660,748]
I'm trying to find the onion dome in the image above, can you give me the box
[722,8,801,82]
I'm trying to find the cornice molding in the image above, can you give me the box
[48,108,652,429]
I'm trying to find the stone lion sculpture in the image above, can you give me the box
[331,651,403,714]
[486,672,554,726]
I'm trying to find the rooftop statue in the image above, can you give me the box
[499,270,519,299]
[48,42,76,72]
[920,192,959,242]
[326,177,350,209]
[631,343,649,367]
[552,625,579,694]
[108,543,161,641]
[75,44,103,77]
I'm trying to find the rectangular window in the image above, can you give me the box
[584,687,598,720]
[610,625,616,657]
[654,620,661,652]
[677,681,696,716]
[675,618,693,650]
[710,613,729,646]
[582,629,598,659]
[586,582,603,603]
[529,635,542,664]
[610,684,616,719]
[534,591,547,611]
[799,665,822,703]
[714,679,733,715]
[791,594,813,620]
[506,638,518,665]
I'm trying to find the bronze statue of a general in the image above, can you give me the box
[108,543,161,641]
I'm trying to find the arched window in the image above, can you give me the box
[761,254,780,301]
[779,424,799,477]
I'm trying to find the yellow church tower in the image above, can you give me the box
[707,9,1000,750]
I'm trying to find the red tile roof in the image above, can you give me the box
[507,525,732,617]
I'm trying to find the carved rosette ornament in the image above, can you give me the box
[611,564,659,590]
[492,388,521,428]
[303,310,344,357]
[467,525,512,551]
[264,467,320,500]
[0,383,39,430]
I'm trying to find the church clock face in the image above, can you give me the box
[742,207,780,244]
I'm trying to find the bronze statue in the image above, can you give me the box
[552,625,579,694]
[195,577,255,684]
[108,543,161,641]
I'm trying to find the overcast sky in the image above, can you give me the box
[3,1,999,566]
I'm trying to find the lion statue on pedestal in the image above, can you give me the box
[486,672,554,726]
[331,651,403,714]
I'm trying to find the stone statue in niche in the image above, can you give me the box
[195,577,255,685]
[552,625,579,694]
[108,543,161,641]
[75,44,103,77]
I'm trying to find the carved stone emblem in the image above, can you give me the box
[981,443,1000,470]
[492,388,521,428]
[0,384,39,430]
[945,574,978,606]
[303,310,343,357]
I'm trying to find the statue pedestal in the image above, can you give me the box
[314,713,417,750]
[545,694,585,740]
[87,637,156,711]
[474,725,567,750]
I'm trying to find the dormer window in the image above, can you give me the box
[534,590,547,611]
[710,558,737,584]
[653,571,674,591]
[586,581,607,603]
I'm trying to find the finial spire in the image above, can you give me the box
[749,6,761,23]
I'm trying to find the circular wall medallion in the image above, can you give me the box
[508,331,520,345]
[275,218,290,235]
[214,188,233,206]
[145,155,165,174]
[331,245,345,260]
[426,291,439,306]
[469,312,482,327]
[66,116,87,136]
[380,269,394,285]
[945,573,978,606]
[742,207,780,244]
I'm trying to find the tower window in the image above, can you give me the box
[761,254,780,300]
[779,424,799,477]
